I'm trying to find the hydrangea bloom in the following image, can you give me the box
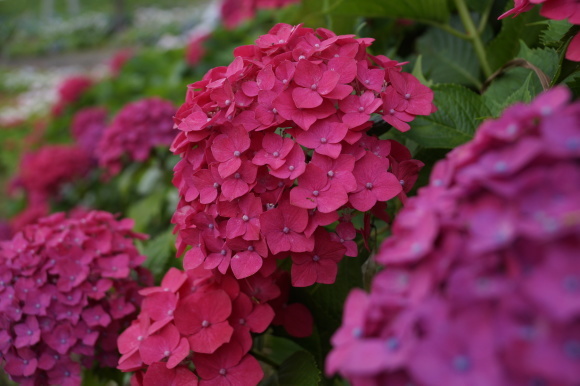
[108,49,133,77]
[51,75,93,116]
[500,0,580,61]
[118,266,304,385]
[97,98,176,176]
[11,145,92,215]
[327,86,580,385]
[171,23,433,288]
[71,107,108,159]
[0,210,151,385]
[9,201,50,234]
[220,0,300,29]
[151,23,434,385]
[186,34,209,67]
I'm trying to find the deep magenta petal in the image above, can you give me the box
[291,261,318,287]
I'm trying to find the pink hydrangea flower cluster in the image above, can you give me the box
[327,86,580,385]
[171,23,433,289]
[51,75,93,117]
[10,145,92,230]
[500,0,580,61]
[118,266,312,385]
[9,202,50,235]
[96,98,176,176]
[186,34,209,67]
[220,0,301,29]
[108,49,134,77]
[14,145,90,201]
[0,210,152,386]
[71,106,108,159]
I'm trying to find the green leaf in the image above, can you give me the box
[261,335,306,366]
[482,41,558,115]
[484,71,533,116]
[323,0,451,23]
[416,27,481,88]
[503,73,533,105]
[140,229,175,279]
[516,40,559,79]
[485,6,544,72]
[411,55,433,87]
[126,190,165,232]
[116,162,141,198]
[137,164,164,195]
[540,19,573,47]
[552,26,580,84]
[565,73,580,98]
[404,84,492,149]
[263,351,321,386]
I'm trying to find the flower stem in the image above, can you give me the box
[477,0,494,35]
[453,0,493,79]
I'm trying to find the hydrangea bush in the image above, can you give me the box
[2,0,580,384]
[327,86,580,385]
[97,97,176,177]
[171,22,433,285]
[116,22,434,384]
[0,210,151,385]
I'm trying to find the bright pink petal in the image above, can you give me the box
[292,87,323,109]
[188,321,233,354]
[167,338,190,369]
[349,188,377,212]
[294,60,321,88]
[230,251,263,279]
[224,354,264,385]
[566,32,580,62]
[317,70,340,95]
[245,303,275,333]
[217,157,242,179]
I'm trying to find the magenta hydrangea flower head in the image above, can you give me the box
[0,210,151,385]
[71,106,108,159]
[12,145,92,207]
[500,0,580,61]
[171,23,433,289]
[156,23,435,384]
[9,201,50,235]
[97,97,176,176]
[108,49,133,77]
[186,34,209,67]
[327,86,580,385]
[51,75,93,117]
[220,0,300,29]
